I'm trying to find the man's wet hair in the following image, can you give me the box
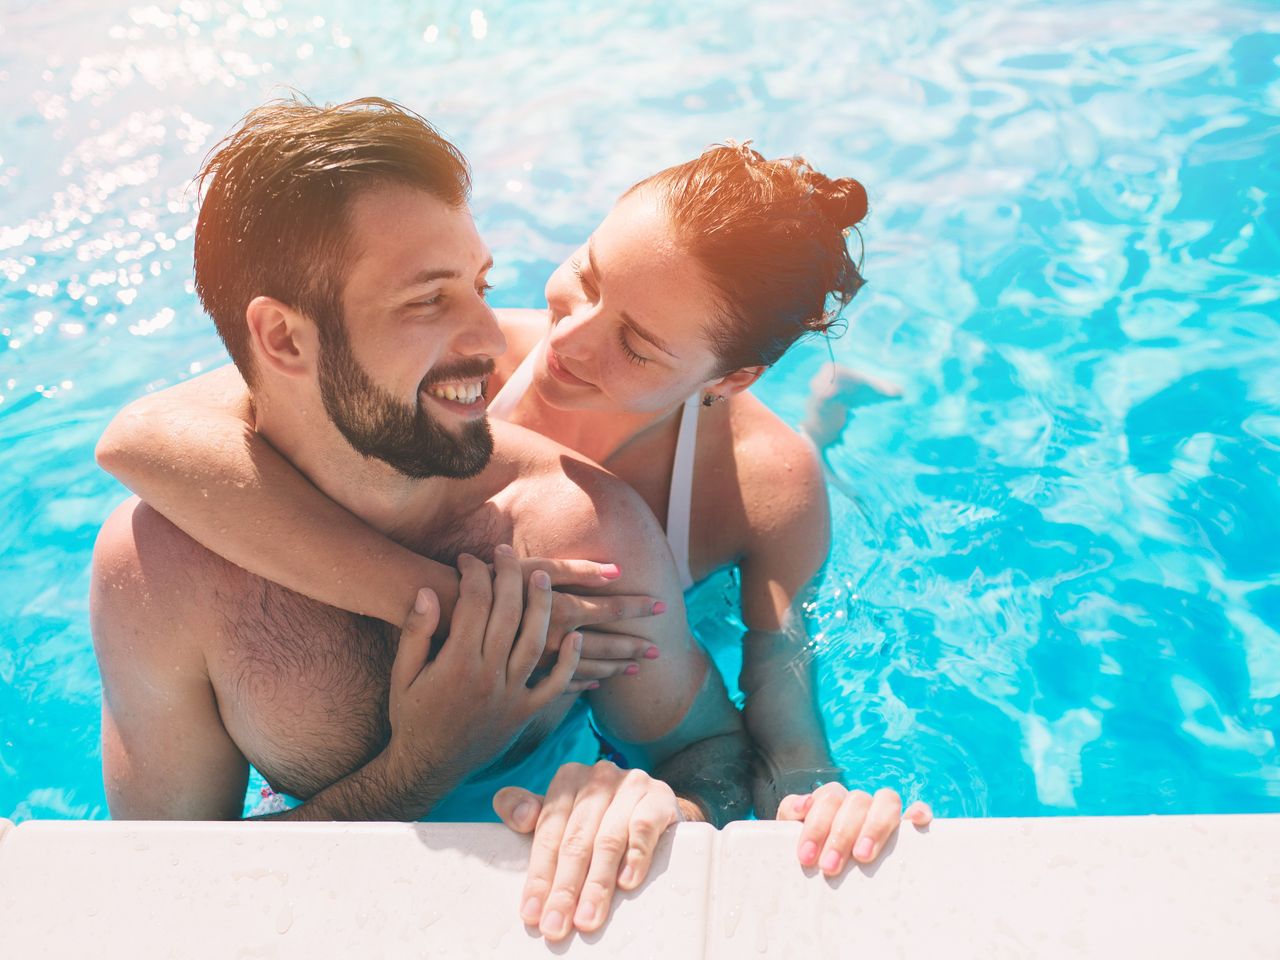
[193,95,471,385]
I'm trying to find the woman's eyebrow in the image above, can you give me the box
[587,244,678,358]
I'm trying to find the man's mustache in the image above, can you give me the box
[419,358,496,391]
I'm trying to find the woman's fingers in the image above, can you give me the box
[390,587,439,690]
[482,545,524,665]
[776,792,814,822]
[507,569,553,685]
[566,653,640,682]
[815,788,873,875]
[852,788,904,864]
[577,630,657,664]
[524,557,623,588]
[552,592,665,630]
[795,782,850,868]
[904,800,933,827]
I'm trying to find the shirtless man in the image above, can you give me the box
[90,97,750,942]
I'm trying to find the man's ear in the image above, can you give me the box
[244,296,318,379]
[707,365,766,400]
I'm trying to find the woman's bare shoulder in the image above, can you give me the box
[726,393,827,523]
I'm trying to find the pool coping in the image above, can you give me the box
[1,814,1277,956]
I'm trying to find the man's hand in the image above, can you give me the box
[777,782,932,875]
[381,549,582,806]
[497,548,666,688]
[492,761,689,942]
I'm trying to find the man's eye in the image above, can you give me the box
[410,294,444,309]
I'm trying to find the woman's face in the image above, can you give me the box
[538,189,729,413]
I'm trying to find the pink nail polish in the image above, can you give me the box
[652,601,667,614]
[625,663,640,676]
[854,837,874,861]
[820,850,841,873]
[799,840,819,864]
[600,563,621,579]
[588,681,601,690]
[643,645,660,660]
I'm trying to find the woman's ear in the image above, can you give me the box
[244,296,318,380]
[707,365,767,400]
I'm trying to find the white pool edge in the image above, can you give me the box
[1,814,1277,956]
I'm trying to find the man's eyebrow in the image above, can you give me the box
[587,244,678,358]
[398,256,494,291]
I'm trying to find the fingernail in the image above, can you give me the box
[619,862,636,887]
[512,800,535,829]
[521,896,541,923]
[799,840,819,865]
[854,837,874,861]
[532,570,550,589]
[820,849,841,873]
[571,632,583,651]
[652,601,667,614]
[414,588,432,613]
[643,645,660,660]
[541,910,566,937]
[600,563,621,579]
[625,663,640,676]
[574,898,598,928]
[495,543,514,556]
[588,681,600,690]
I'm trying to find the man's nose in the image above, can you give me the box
[451,297,507,361]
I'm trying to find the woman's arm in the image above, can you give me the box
[734,428,839,817]
[95,365,461,625]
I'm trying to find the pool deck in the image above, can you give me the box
[1,814,1276,956]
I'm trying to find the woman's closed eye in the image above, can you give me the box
[617,327,649,366]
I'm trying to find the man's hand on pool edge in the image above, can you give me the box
[777,782,933,875]
[493,761,690,941]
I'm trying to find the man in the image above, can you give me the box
[91,97,751,942]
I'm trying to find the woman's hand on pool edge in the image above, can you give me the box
[777,783,933,875]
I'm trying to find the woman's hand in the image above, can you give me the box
[501,547,666,688]
[777,782,932,875]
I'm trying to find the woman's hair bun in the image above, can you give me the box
[806,171,868,229]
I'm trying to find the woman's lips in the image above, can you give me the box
[544,347,592,387]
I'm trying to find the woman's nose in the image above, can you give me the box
[548,304,597,361]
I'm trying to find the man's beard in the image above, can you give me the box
[316,324,494,480]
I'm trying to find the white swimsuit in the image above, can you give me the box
[488,337,699,590]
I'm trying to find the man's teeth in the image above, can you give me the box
[427,382,484,404]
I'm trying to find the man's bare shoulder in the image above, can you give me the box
[91,497,240,658]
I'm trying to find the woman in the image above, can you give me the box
[97,142,930,872]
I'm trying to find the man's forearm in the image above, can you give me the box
[249,749,463,822]
[653,731,753,828]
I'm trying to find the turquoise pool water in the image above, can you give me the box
[2,0,1278,821]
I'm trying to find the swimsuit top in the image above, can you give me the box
[488,336,698,591]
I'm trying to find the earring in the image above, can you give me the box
[702,394,723,407]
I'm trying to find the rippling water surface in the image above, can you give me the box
[2,0,1278,820]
